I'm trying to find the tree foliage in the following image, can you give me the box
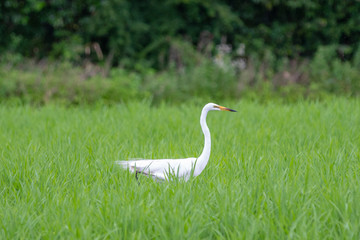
[1,0,359,68]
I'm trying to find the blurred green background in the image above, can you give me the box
[1,0,360,105]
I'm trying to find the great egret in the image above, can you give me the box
[116,103,236,181]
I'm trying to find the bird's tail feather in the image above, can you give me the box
[115,160,133,171]
[115,159,153,173]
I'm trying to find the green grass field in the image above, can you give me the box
[1,99,359,239]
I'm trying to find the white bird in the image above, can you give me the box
[116,103,236,181]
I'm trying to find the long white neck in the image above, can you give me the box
[194,107,211,176]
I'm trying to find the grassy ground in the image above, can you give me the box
[0,99,359,239]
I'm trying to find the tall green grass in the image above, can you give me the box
[1,99,359,239]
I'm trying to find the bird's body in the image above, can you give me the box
[116,157,196,181]
[116,103,236,181]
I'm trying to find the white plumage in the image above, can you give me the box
[115,103,236,181]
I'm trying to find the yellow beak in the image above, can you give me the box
[217,105,237,112]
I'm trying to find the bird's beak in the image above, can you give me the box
[216,105,237,112]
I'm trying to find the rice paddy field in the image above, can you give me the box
[1,98,360,239]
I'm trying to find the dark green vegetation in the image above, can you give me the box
[1,0,360,105]
[2,0,360,64]
[1,99,359,238]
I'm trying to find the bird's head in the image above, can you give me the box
[206,103,237,112]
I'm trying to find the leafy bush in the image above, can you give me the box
[1,0,359,68]
[0,61,144,105]
[311,45,360,95]
[1,45,359,106]
[143,60,238,103]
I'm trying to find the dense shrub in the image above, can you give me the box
[0,61,143,105]
[1,0,359,68]
[1,45,359,105]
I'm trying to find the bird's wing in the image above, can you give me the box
[115,158,197,180]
